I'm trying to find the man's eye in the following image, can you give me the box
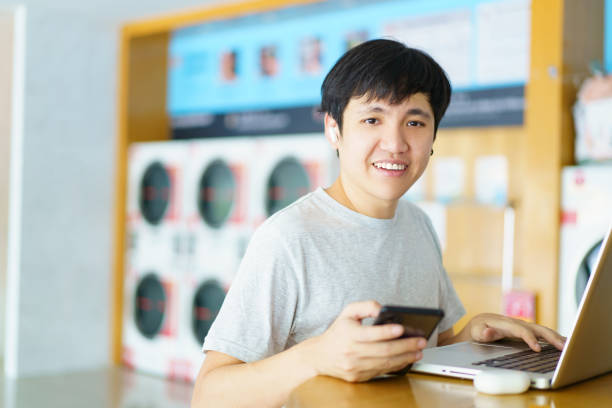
[407,120,424,127]
[364,118,378,125]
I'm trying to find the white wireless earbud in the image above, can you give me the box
[328,128,338,143]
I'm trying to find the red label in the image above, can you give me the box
[160,280,176,337]
[503,290,535,322]
[303,161,321,189]
[168,359,193,383]
[126,211,141,224]
[121,346,134,369]
[561,210,577,225]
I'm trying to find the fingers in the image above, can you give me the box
[480,327,506,343]
[530,325,567,350]
[515,326,541,352]
[354,323,405,342]
[353,336,428,357]
[485,318,541,351]
[361,350,423,373]
[470,315,522,343]
[340,349,424,382]
[483,318,565,352]
[339,301,408,342]
[340,300,382,321]
[470,313,567,352]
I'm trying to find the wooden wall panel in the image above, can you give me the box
[127,33,170,143]
[427,127,525,326]
[522,0,604,330]
[444,205,506,276]
[452,277,504,332]
[431,127,525,203]
[111,30,171,365]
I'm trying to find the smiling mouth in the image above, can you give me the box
[373,162,406,171]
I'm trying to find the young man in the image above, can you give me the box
[191,39,565,408]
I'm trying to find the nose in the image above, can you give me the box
[379,125,408,154]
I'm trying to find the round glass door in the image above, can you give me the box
[575,240,603,305]
[192,280,226,345]
[198,160,236,228]
[139,162,171,225]
[266,157,310,216]
[135,273,166,339]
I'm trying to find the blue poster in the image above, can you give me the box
[168,0,531,135]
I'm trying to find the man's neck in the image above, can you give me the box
[324,176,398,219]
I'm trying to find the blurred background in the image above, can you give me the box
[0,0,611,406]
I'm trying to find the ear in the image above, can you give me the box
[324,113,340,147]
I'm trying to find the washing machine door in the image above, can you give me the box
[192,280,226,345]
[575,240,603,306]
[139,161,171,225]
[198,159,236,229]
[134,273,167,339]
[266,157,310,216]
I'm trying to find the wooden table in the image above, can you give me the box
[287,371,612,407]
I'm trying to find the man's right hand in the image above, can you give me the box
[301,300,427,382]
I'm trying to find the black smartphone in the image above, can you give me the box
[373,305,444,338]
[373,305,444,375]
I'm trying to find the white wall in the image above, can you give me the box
[3,0,223,377]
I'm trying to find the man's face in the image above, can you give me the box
[328,93,435,207]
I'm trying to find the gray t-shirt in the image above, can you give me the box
[203,187,465,363]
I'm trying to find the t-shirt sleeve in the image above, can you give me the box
[436,266,466,333]
[202,224,298,363]
[420,211,466,333]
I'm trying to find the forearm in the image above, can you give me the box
[440,327,471,346]
[191,340,318,408]
[437,316,490,347]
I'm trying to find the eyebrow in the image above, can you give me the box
[357,105,432,120]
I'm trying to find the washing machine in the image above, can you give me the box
[123,141,188,378]
[122,264,182,378]
[174,138,254,381]
[558,165,612,336]
[125,142,188,270]
[249,134,337,228]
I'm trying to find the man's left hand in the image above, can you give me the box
[451,313,566,352]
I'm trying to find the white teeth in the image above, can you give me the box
[374,162,406,170]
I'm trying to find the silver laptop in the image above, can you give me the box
[411,225,612,389]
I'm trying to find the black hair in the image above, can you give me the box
[320,39,452,136]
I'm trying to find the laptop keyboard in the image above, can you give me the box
[472,344,561,373]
